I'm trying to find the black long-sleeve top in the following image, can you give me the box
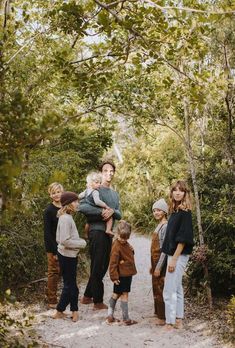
[162,209,194,256]
[43,203,60,255]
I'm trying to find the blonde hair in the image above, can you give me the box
[48,182,64,195]
[169,180,192,213]
[86,172,102,186]
[57,203,76,217]
[116,220,132,240]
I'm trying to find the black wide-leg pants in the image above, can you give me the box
[84,230,112,303]
[57,253,78,312]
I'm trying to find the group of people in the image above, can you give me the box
[43,159,194,329]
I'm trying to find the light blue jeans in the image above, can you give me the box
[163,254,189,324]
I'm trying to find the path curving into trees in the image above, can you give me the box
[35,234,223,348]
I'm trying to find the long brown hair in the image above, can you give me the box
[169,180,192,213]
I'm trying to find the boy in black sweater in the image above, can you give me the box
[43,182,64,308]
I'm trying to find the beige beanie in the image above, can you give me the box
[152,198,168,214]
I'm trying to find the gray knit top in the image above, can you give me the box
[56,213,86,258]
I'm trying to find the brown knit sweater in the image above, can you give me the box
[109,239,137,281]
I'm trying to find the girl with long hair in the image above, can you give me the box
[162,180,194,330]
[52,191,86,322]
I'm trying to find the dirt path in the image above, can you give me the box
[34,234,225,348]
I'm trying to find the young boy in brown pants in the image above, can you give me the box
[43,182,64,309]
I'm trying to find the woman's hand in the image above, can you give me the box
[113,280,120,285]
[168,258,177,273]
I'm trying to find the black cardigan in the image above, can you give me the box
[43,203,60,255]
[162,210,194,256]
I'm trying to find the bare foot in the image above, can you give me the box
[163,324,175,331]
[122,319,138,326]
[156,318,165,326]
[174,318,183,329]
[93,303,108,310]
[72,311,79,322]
[52,311,67,319]
[105,231,115,237]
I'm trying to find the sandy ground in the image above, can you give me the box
[34,234,226,348]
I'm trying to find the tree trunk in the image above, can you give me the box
[184,99,213,309]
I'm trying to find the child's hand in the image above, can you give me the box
[149,267,153,275]
[153,269,160,277]
[113,280,120,285]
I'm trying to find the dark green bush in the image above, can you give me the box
[0,124,112,292]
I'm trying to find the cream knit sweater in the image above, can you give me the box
[56,213,86,257]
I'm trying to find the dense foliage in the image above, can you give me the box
[0,123,112,292]
[0,0,234,300]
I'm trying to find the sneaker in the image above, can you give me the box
[93,303,108,310]
[80,296,93,305]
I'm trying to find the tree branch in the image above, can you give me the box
[70,52,125,64]
[3,0,10,29]
[154,119,185,142]
[93,0,147,43]
[26,104,112,149]
[145,0,235,15]
[3,32,42,67]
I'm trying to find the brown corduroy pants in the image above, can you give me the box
[151,232,165,320]
[152,274,165,319]
[45,253,60,304]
